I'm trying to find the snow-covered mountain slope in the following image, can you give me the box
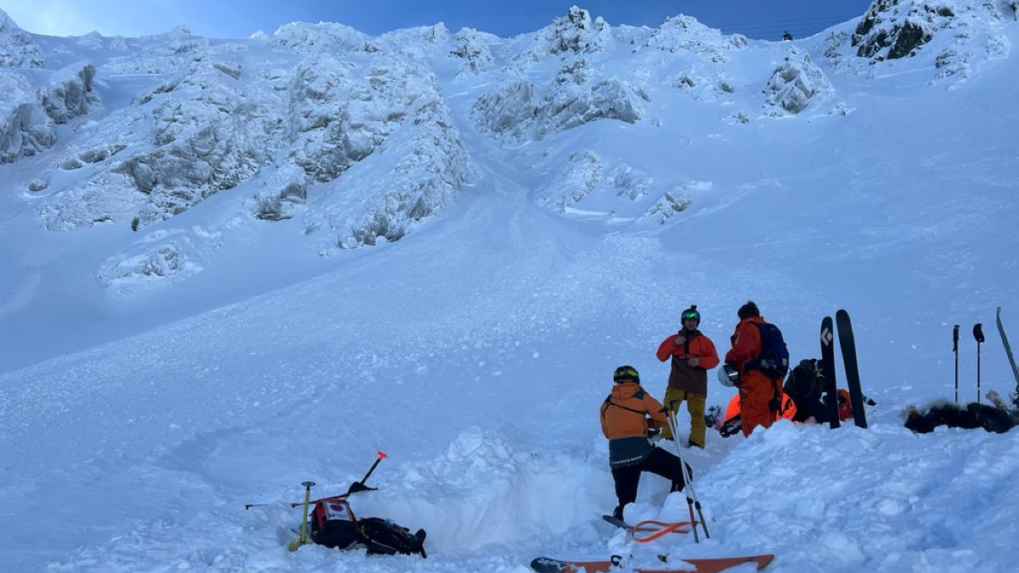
[1,2,1019,572]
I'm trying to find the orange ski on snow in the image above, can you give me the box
[530,554,774,573]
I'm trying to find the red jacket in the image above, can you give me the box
[656,329,719,394]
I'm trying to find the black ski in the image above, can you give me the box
[997,307,1019,408]
[835,310,867,428]
[820,316,840,429]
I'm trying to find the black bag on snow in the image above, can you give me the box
[309,497,427,558]
[783,359,828,423]
[358,517,427,557]
[749,322,790,379]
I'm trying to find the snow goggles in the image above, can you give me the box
[682,310,701,322]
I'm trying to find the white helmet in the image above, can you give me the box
[716,365,740,387]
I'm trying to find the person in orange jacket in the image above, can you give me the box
[656,305,719,448]
[724,301,784,437]
[600,365,689,521]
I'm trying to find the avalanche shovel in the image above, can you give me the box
[288,481,316,552]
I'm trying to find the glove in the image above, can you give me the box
[346,481,374,495]
[687,357,700,367]
[673,335,687,346]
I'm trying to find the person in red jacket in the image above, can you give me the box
[600,365,689,521]
[656,305,719,448]
[724,301,783,437]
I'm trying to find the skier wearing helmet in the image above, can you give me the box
[655,305,720,448]
[600,365,690,522]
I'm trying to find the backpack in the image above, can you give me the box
[310,497,427,558]
[750,322,790,379]
[310,498,361,550]
[784,359,822,402]
[358,517,427,558]
[783,359,826,422]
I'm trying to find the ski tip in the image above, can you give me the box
[530,557,564,573]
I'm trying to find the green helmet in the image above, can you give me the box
[613,365,640,384]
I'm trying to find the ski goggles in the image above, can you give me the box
[681,310,701,322]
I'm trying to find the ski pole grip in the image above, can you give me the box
[973,324,985,343]
[953,325,959,351]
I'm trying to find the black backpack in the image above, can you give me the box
[784,359,823,402]
[750,322,790,379]
[310,498,427,558]
[358,517,427,558]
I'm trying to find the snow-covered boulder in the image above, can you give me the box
[522,6,612,62]
[251,163,307,221]
[471,78,537,139]
[535,150,653,213]
[541,76,648,137]
[764,48,834,114]
[95,227,221,294]
[0,73,54,162]
[474,61,649,140]
[42,63,99,124]
[0,61,99,163]
[636,15,748,62]
[642,181,711,225]
[450,28,494,78]
[0,8,44,68]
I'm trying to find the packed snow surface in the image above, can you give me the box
[1,2,1018,572]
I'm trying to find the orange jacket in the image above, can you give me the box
[656,329,720,394]
[600,382,669,440]
[725,316,768,375]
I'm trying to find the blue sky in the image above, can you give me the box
[1,0,873,41]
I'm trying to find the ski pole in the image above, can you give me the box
[973,324,985,404]
[953,325,960,405]
[666,403,709,541]
[288,481,316,552]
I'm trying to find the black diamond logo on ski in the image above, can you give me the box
[821,328,834,346]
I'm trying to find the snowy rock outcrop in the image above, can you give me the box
[473,59,649,140]
[636,15,748,62]
[42,63,99,123]
[0,8,44,68]
[643,181,711,225]
[535,150,653,213]
[0,62,99,164]
[272,21,367,53]
[0,74,54,162]
[300,57,474,250]
[763,48,834,114]
[450,28,494,78]
[522,6,612,62]
[43,56,286,230]
[850,0,1013,79]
